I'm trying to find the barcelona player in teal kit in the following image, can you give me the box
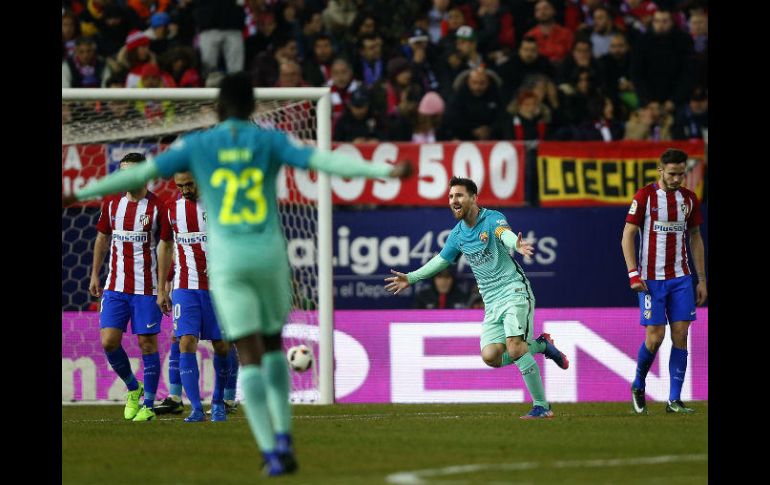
[385,177,569,418]
[65,72,413,477]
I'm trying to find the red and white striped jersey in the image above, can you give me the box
[160,197,209,290]
[626,183,703,280]
[96,192,167,295]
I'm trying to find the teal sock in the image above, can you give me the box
[501,352,515,366]
[261,351,292,433]
[526,338,546,354]
[239,365,276,452]
[514,352,548,408]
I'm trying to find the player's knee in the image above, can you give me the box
[179,335,198,353]
[646,335,664,351]
[671,330,688,347]
[481,354,501,367]
[212,339,229,356]
[101,337,120,353]
[137,336,158,354]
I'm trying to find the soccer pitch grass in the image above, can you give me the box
[63,402,707,485]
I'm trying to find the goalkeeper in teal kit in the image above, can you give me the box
[385,177,569,418]
[64,72,412,477]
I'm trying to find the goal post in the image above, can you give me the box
[62,87,335,405]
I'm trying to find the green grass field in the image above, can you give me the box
[62,402,707,485]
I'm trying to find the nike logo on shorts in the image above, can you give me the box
[147,322,158,328]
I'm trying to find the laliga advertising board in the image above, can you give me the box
[62,308,707,403]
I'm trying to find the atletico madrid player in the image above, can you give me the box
[89,152,168,421]
[621,148,707,414]
[155,171,236,422]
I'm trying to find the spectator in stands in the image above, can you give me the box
[620,0,658,38]
[169,0,196,48]
[118,30,157,88]
[298,9,326,61]
[63,10,81,60]
[454,26,485,71]
[322,0,360,38]
[524,0,575,64]
[328,58,362,121]
[672,87,707,140]
[556,67,600,132]
[252,36,299,87]
[333,88,387,142]
[413,268,468,310]
[146,12,174,56]
[355,33,386,87]
[383,57,420,116]
[303,34,336,87]
[243,0,274,62]
[427,0,451,45]
[413,91,450,142]
[194,0,245,75]
[404,27,441,93]
[580,5,617,58]
[624,100,673,141]
[500,89,551,141]
[387,85,421,141]
[495,36,555,106]
[96,4,141,64]
[688,9,707,89]
[445,67,503,141]
[134,63,174,120]
[572,95,625,141]
[475,0,516,63]
[631,9,695,113]
[275,60,309,88]
[521,73,562,130]
[599,32,637,116]
[159,45,202,87]
[63,37,112,88]
[437,6,466,58]
[79,0,109,38]
[556,38,602,87]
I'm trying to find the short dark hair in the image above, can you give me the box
[521,36,538,45]
[120,152,146,164]
[660,148,688,165]
[313,33,333,45]
[217,71,255,121]
[449,176,478,196]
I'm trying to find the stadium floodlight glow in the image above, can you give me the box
[62,87,335,405]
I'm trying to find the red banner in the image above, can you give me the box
[536,141,706,207]
[62,141,528,207]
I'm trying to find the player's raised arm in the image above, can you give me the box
[63,161,161,205]
[307,150,413,180]
[384,254,451,295]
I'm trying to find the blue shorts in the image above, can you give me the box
[100,290,163,335]
[638,275,697,326]
[172,289,222,341]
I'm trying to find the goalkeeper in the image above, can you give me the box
[64,71,413,477]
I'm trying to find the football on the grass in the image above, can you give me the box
[287,344,313,372]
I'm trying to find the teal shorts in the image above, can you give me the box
[206,234,293,341]
[479,294,535,350]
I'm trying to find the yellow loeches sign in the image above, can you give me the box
[536,142,705,207]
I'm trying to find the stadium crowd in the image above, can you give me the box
[62,0,708,143]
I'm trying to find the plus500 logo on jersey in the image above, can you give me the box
[175,232,207,245]
[112,230,148,243]
[653,221,686,233]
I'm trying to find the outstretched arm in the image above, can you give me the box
[64,161,160,204]
[308,150,412,180]
[384,254,451,295]
[498,229,534,257]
